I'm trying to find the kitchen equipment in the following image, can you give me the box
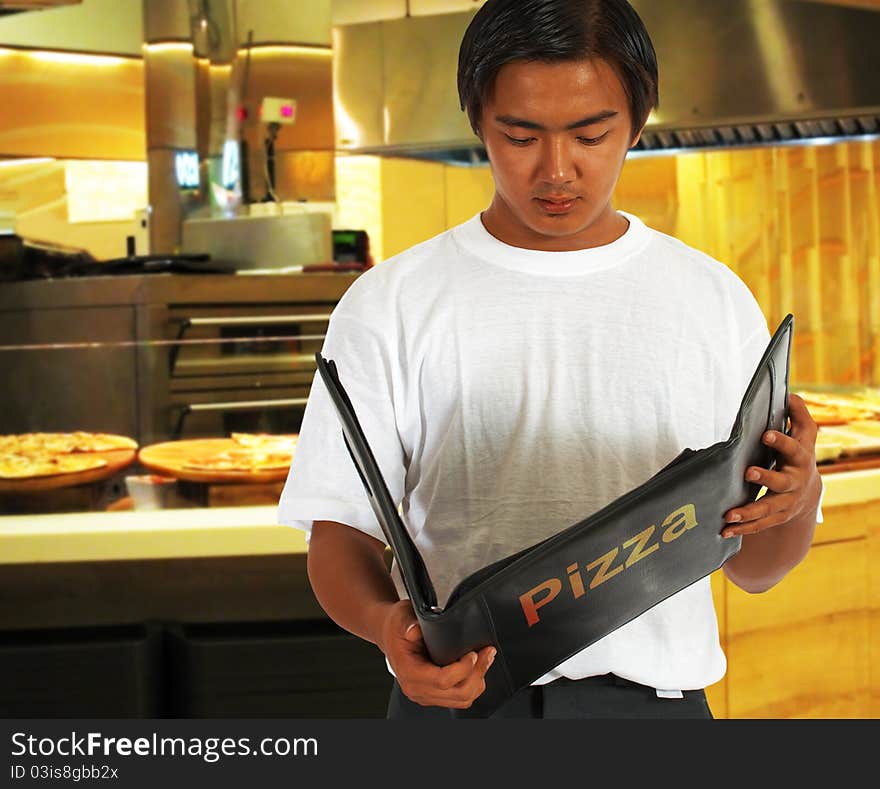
[180,212,332,271]
[0,234,94,282]
[64,254,231,277]
[333,0,880,157]
[332,229,371,266]
[0,232,230,281]
[0,271,360,447]
[124,474,195,510]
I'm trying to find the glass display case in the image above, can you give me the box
[0,268,363,518]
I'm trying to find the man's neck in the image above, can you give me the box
[480,205,629,252]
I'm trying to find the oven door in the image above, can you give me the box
[138,304,331,444]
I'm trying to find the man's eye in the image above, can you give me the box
[504,135,534,146]
[578,132,609,146]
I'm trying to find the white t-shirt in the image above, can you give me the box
[278,210,823,692]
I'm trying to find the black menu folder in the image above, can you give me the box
[315,313,793,718]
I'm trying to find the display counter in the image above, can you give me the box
[0,504,306,564]
[1,466,876,565]
[0,466,877,719]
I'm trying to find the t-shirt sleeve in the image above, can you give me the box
[739,321,824,525]
[277,312,405,544]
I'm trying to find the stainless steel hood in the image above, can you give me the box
[333,0,880,158]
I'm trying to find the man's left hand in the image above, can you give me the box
[722,393,822,538]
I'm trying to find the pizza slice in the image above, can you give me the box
[68,432,139,453]
[230,432,298,454]
[0,432,137,457]
[0,453,108,480]
[182,448,292,473]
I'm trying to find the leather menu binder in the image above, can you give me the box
[316,313,794,718]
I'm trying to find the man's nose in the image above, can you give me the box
[540,136,577,184]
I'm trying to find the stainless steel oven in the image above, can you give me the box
[0,271,361,445]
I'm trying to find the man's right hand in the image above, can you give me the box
[306,522,495,710]
[379,599,497,710]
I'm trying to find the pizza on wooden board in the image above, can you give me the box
[180,433,298,474]
[795,391,880,426]
[182,450,293,473]
[229,432,299,453]
[0,431,138,480]
[0,453,109,480]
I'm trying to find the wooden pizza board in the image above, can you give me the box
[818,454,880,475]
[817,425,880,457]
[137,438,293,484]
[0,448,137,494]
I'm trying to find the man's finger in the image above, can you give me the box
[444,646,495,704]
[400,646,498,708]
[399,647,477,692]
[476,645,497,677]
[722,507,789,537]
[743,465,795,495]
[787,394,818,442]
[724,490,789,526]
[762,429,808,467]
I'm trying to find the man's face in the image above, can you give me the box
[478,57,643,251]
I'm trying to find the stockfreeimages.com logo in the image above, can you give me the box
[11,731,318,764]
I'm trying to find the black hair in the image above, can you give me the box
[457,0,659,143]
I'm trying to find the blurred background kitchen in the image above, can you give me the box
[0,0,878,720]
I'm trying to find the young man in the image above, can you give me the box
[278,0,824,719]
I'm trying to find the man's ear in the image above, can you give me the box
[629,116,650,149]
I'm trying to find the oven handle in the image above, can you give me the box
[186,314,333,327]
[173,397,310,438]
[169,314,332,374]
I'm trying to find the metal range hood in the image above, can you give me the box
[333,0,880,159]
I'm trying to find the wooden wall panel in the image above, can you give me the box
[867,502,880,718]
[814,500,873,544]
[613,154,678,236]
[725,539,869,718]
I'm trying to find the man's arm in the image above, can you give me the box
[307,520,496,708]
[720,394,823,593]
[307,520,399,646]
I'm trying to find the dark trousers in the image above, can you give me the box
[387,674,714,719]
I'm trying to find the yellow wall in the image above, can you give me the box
[0,48,145,160]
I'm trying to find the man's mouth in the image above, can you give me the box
[536,196,578,213]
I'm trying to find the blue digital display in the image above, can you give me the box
[174,151,200,190]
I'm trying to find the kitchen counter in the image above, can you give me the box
[1,467,877,565]
[0,270,361,311]
[0,504,306,564]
